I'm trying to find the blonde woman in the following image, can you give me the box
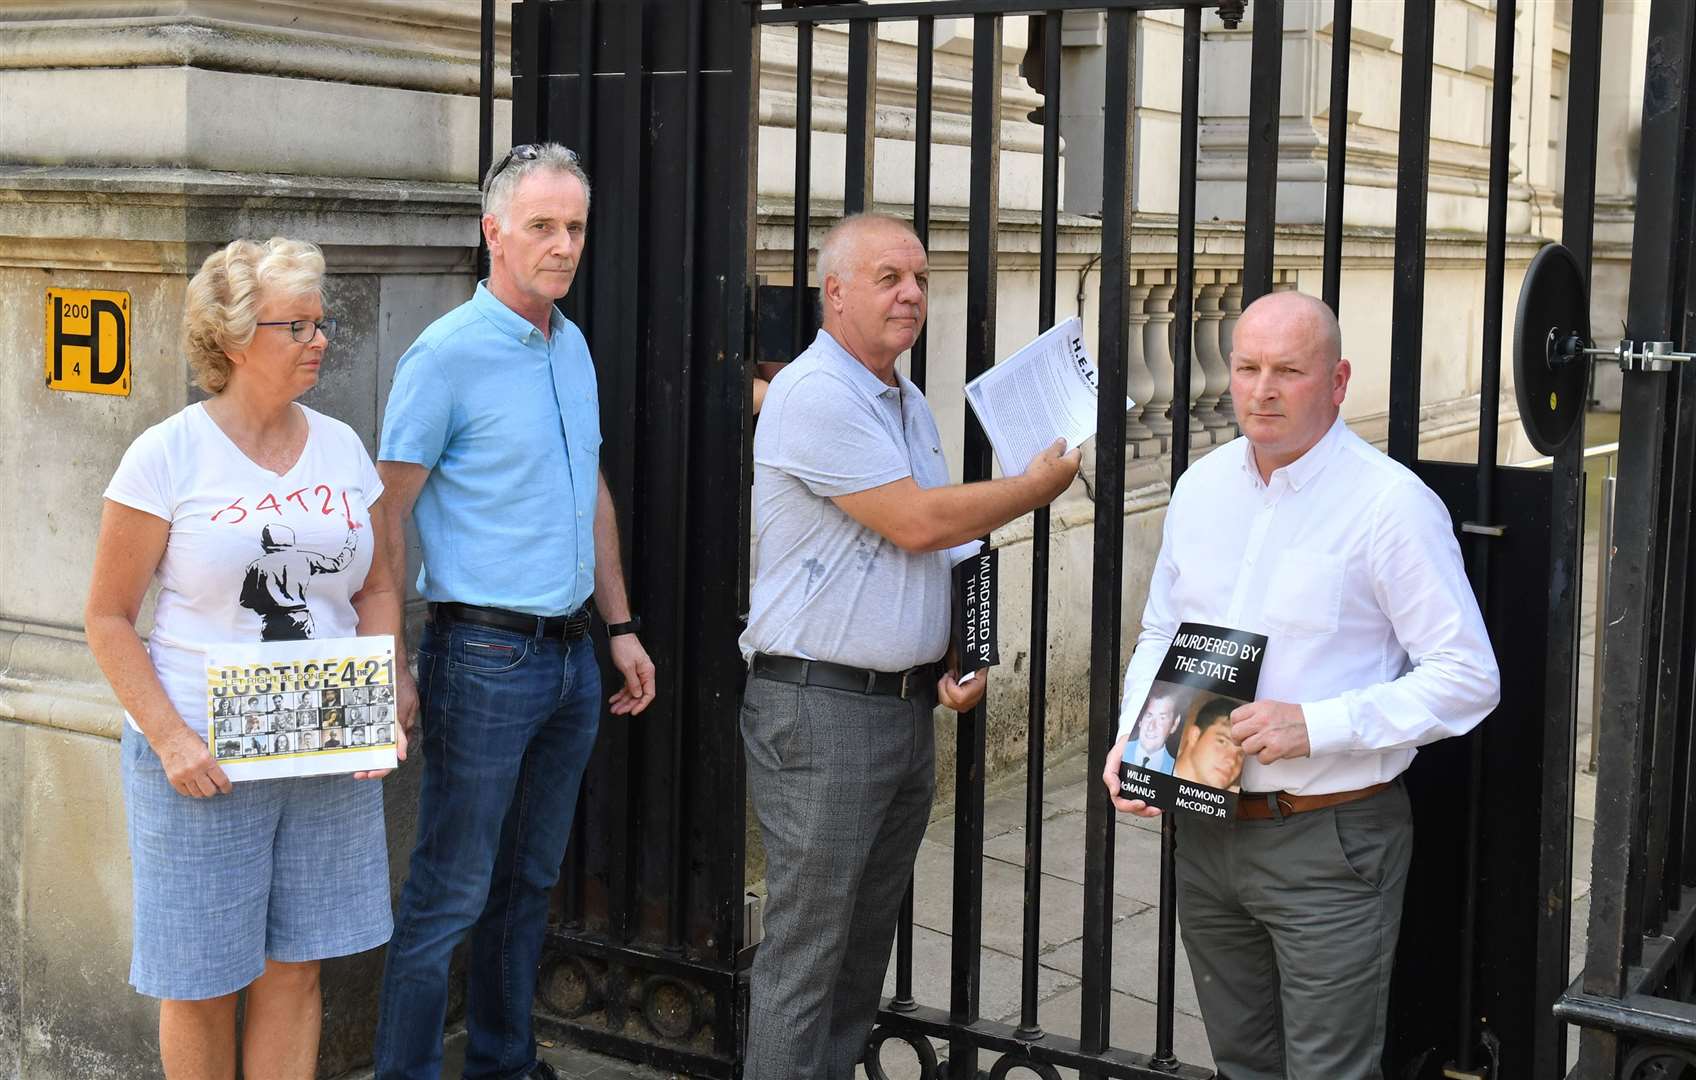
[85,237,414,1079]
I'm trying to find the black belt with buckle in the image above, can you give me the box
[429,601,592,641]
[750,652,941,700]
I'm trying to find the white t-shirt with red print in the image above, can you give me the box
[104,402,384,738]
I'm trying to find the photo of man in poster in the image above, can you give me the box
[1124,686,1187,773]
[1172,697,1246,791]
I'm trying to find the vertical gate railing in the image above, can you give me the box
[500,2,758,1076]
[756,2,1586,1078]
[484,0,1669,1075]
[1554,1,1696,1077]
[750,1,1411,1076]
[752,4,1248,1074]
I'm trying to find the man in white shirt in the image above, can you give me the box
[1101,291,1500,1080]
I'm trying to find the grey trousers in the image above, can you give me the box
[740,674,937,1080]
[1176,780,1413,1080]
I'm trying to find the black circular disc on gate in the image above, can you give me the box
[1514,242,1592,455]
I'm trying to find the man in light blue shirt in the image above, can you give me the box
[372,143,655,1080]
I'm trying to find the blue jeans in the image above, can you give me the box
[375,619,601,1080]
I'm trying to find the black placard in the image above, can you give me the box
[1117,621,1269,820]
[953,548,998,676]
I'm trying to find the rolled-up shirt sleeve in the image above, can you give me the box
[1301,481,1502,756]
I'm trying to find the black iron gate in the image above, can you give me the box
[482,0,1696,1077]
[501,2,757,1075]
[1551,3,1696,1078]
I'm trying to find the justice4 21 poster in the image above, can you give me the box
[1117,621,1268,820]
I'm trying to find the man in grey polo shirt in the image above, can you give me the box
[740,213,1081,1080]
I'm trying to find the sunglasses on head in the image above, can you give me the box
[484,143,544,190]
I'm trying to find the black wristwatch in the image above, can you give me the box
[606,616,643,637]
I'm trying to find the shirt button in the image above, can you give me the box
[579,561,585,569]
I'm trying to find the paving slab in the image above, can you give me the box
[1027,983,1217,1079]
[877,922,1079,1029]
[908,838,1152,958]
[981,807,1169,906]
[1041,905,1204,1020]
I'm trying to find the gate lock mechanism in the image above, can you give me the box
[1513,242,1696,454]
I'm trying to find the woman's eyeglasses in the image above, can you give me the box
[257,318,338,343]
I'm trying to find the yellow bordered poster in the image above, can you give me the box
[205,635,398,781]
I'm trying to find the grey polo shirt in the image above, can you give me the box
[739,330,953,672]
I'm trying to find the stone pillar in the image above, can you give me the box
[1140,272,1177,444]
[1194,279,1231,436]
[1124,279,1159,455]
[0,4,503,1076]
[1172,277,1207,442]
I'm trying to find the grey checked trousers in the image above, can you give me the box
[740,674,937,1080]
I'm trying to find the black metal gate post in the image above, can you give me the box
[1372,0,1588,1075]
[1536,4,1604,1079]
[503,3,758,1075]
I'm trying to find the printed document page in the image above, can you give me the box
[962,316,1131,476]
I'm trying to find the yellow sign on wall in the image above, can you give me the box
[45,288,131,396]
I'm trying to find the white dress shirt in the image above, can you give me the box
[1118,417,1501,796]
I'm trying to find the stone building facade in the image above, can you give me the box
[0,1,1644,1076]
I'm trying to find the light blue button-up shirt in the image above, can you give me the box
[379,282,600,616]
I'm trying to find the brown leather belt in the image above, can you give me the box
[1235,781,1392,821]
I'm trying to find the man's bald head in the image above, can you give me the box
[1235,291,1342,369]
[1229,289,1352,478]
[817,213,922,287]
[816,213,929,377]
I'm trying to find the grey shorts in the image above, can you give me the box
[121,724,393,1000]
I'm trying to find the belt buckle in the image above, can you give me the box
[899,670,912,699]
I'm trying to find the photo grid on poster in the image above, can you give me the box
[208,654,398,764]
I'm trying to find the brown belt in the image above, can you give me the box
[1235,781,1392,821]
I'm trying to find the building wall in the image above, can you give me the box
[0,3,505,1075]
[0,1,1642,1075]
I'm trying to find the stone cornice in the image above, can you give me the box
[0,10,511,97]
[0,167,478,271]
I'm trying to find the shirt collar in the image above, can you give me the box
[472,280,566,345]
[813,329,907,400]
[1241,414,1346,492]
